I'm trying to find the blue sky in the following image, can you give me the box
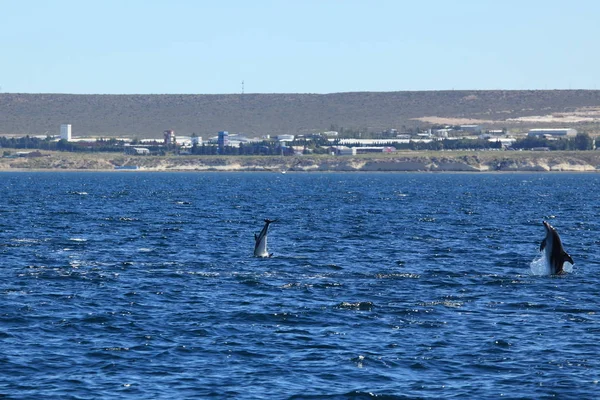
[1,0,598,94]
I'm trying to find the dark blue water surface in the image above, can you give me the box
[1,172,599,399]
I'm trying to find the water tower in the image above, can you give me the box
[60,124,72,141]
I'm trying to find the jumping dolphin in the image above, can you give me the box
[254,219,277,258]
[540,221,574,275]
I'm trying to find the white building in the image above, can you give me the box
[175,136,195,147]
[60,124,72,141]
[191,135,202,146]
[277,134,295,142]
[123,145,150,155]
[528,128,577,137]
[460,125,482,134]
[329,145,354,155]
[329,145,396,156]
[435,128,453,138]
[131,147,150,155]
[488,138,516,148]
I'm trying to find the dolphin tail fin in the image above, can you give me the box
[264,218,278,224]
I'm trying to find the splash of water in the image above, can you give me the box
[530,252,573,275]
[564,262,574,273]
[530,252,550,276]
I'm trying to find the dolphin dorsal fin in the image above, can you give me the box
[562,251,574,265]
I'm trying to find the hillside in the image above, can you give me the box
[1,90,600,139]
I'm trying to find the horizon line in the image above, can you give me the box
[0,88,598,96]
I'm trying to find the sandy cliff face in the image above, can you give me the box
[140,153,600,172]
[490,156,597,172]
[2,152,600,172]
[115,154,600,172]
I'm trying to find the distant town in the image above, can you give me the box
[0,123,596,159]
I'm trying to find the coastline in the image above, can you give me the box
[1,150,600,172]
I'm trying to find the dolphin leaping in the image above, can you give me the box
[254,219,277,258]
[540,221,574,275]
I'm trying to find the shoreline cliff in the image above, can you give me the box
[1,151,600,172]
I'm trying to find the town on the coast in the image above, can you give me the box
[0,123,595,159]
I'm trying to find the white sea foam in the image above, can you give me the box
[530,252,573,276]
[530,252,551,276]
[12,238,41,244]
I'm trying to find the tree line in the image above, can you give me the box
[1,132,595,155]
[0,136,129,153]
[335,133,595,151]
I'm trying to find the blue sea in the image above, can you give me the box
[1,172,599,399]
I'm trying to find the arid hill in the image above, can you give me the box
[1,90,600,139]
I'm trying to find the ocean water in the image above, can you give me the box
[0,171,599,399]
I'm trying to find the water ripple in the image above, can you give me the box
[0,172,599,398]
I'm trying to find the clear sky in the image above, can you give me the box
[1,0,598,94]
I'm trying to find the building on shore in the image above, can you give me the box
[217,131,229,153]
[528,128,577,137]
[60,124,72,141]
[124,146,150,155]
[277,134,295,142]
[191,135,202,146]
[164,130,176,145]
[329,145,396,156]
[460,125,482,134]
[329,145,354,156]
[434,128,453,138]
